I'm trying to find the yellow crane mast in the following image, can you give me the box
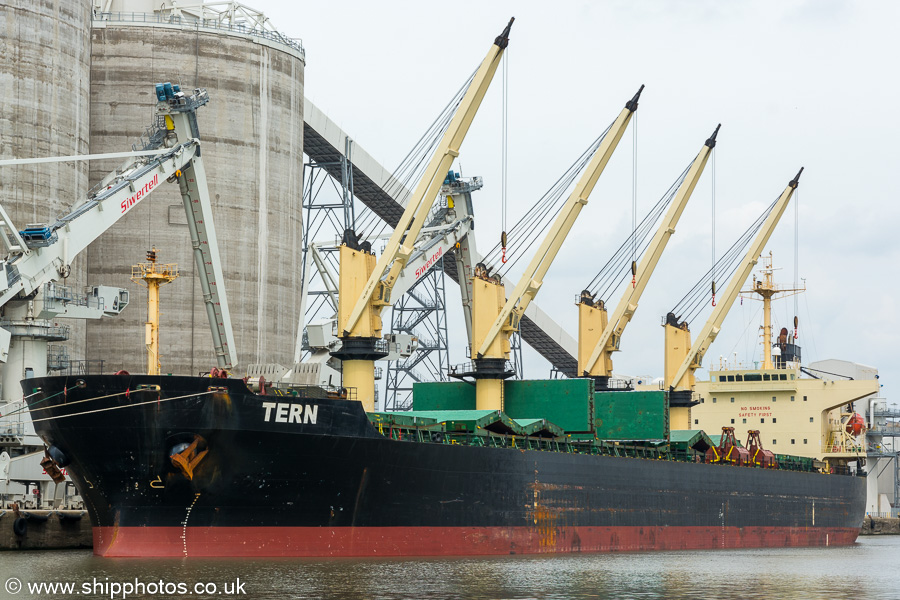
[740,251,805,369]
[132,247,179,376]
[664,168,802,427]
[466,86,643,411]
[334,18,514,412]
[578,125,720,388]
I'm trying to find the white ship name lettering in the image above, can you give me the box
[262,402,318,425]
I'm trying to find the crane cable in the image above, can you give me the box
[711,148,717,306]
[794,187,800,340]
[501,50,509,264]
[669,195,779,325]
[583,160,692,301]
[483,123,613,275]
[352,69,477,245]
[631,112,638,288]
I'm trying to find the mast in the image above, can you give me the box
[132,248,179,375]
[740,252,805,369]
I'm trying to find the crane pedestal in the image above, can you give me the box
[335,244,386,412]
[331,337,387,412]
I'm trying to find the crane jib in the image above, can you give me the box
[120,174,159,214]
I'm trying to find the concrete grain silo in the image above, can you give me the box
[85,0,305,375]
[0,0,92,394]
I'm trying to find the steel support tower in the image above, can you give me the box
[300,139,451,407]
[300,138,357,335]
[384,257,450,411]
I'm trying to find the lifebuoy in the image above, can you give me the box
[13,517,27,537]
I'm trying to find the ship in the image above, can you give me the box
[12,22,868,559]
[26,373,866,557]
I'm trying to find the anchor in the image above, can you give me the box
[170,435,208,481]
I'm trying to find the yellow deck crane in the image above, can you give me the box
[664,168,803,428]
[334,18,514,412]
[578,125,720,389]
[463,87,643,411]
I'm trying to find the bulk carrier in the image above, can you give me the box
[16,19,868,558]
[26,374,865,557]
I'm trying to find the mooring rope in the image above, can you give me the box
[24,388,158,415]
[1,385,81,418]
[29,391,216,424]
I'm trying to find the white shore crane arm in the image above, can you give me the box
[668,168,803,389]
[476,87,643,359]
[341,18,514,337]
[0,141,199,303]
[582,125,719,376]
[0,86,236,369]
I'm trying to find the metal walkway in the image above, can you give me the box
[303,98,578,376]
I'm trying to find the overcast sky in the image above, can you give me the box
[253,0,898,402]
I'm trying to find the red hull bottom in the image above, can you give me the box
[93,526,861,557]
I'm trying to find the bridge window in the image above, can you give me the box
[763,374,771,381]
[736,374,743,382]
[728,375,735,382]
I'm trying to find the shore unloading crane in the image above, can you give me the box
[578,125,720,389]
[454,87,643,411]
[663,168,802,427]
[333,19,514,412]
[0,84,235,407]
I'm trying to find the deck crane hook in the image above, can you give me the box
[501,231,508,263]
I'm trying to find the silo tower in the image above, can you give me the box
[0,1,93,389]
[86,1,305,374]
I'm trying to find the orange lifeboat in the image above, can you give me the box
[845,413,866,436]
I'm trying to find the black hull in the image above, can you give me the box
[27,375,866,556]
